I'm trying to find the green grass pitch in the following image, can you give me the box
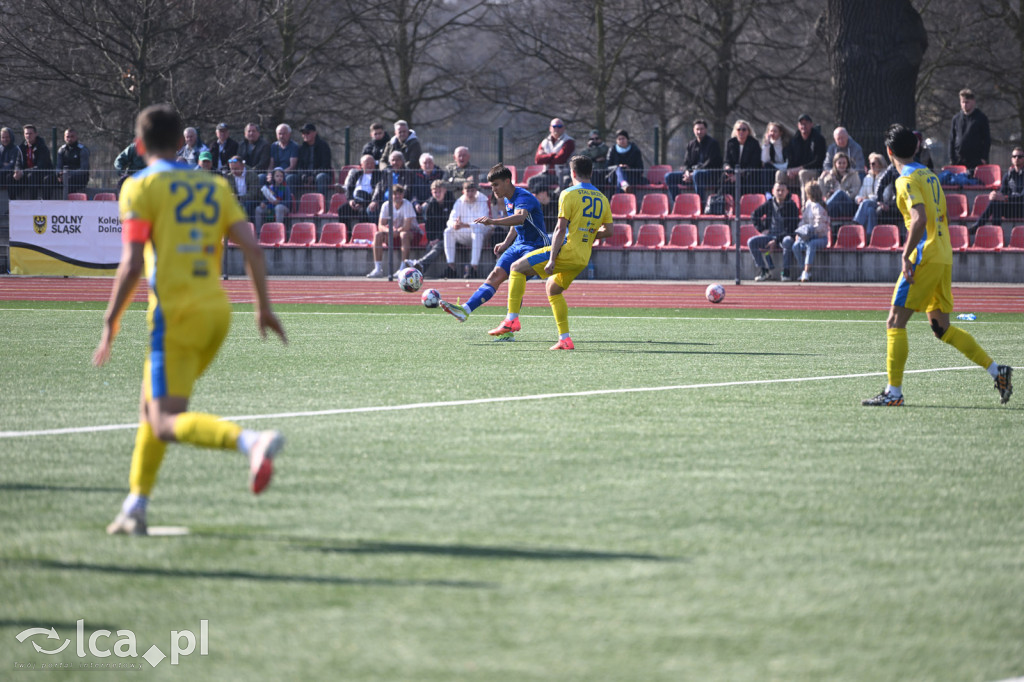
[1,301,1022,681]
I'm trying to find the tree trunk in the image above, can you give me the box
[819,0,927,155]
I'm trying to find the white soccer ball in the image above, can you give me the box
[421,288,441,308]
[705,283,725,304]
[398,266,423,292]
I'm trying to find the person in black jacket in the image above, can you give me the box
[238,123,271,172]
[338,154,381,227]
[209,123,239,174]
[665,119,722,202]
[56,128,90,194]
[969,146,1024,232]
[747,182,799,281]
[722,120,762,194]
[361,122,388,165]
[785,113,827,195]
[17,124,55,199]
[949,88,990,173]
[297,123,333,197]
[605,129,645,192]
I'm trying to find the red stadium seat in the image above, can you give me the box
[631,223,666,248]
[696,223,731,249]
[67,193,87,201]
[969,194,990,220]
[610,193,636,219]
[971,225,1003,251]
[738,193,766,218]
[1005,225,1024,251]
[866,224,900,251]
[635,193,669,219]
[594,223,632,248]
[520,164,546,187]
[344,222,377,247]
[666,193,701,219]
[945,193,968,220]
[314,222,346,247]
[973,164,1001,190]
[832,224,865,250]
[327,192,348,216]
[258,222,285,246]
[283,222,316,247]
[291,193,325,221]
[738,223,759,251]
[644,164,672,189]
[94,192,117,201]
[663,223,698,249]
[948,224,969,251]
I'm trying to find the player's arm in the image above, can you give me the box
[93,238,145,367]
[229,220,287,343]
[901,203,927,283]
[477,207,526,227]
[545,217,568,274]
[594,221,613,240]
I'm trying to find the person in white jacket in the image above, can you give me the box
[792,181,831,281]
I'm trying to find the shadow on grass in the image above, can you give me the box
[296,540,685,563]
[0,558,495,590]
[0,482,124,494]
[475,339,814,357]
[0,618,123,633]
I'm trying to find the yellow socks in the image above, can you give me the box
[128,421,167,497]
[172,412,242,451]
[548,293,569,335]
[508,271,526,315]
[941,325,993,369]
[886,327,908,389]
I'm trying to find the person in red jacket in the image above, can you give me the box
[535,117,575,188]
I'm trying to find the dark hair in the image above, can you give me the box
[371,122,384,131]
[615,129,629,139]
[486,163,513,184]
[693,118,708,127]
[884,124,917,159]
[22,124,36,133]
[136,104,183,154]
[959,88,975,100]
[392,184,406,194]
[569,154,593,180]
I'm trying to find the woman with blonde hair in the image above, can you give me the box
[792,181,830,282]
[819,151,860,219]
[761,121,791,193]
[852,152,888,237]
[723,119,761,192]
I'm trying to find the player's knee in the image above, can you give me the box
[930,318,947,339]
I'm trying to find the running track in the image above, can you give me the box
[1,276,1021,312]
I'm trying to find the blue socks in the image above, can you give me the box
[465,283,495,313]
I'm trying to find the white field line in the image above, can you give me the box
[0,366,978,439]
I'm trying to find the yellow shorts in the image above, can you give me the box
[143,306,230,400]
[891,262,953,313]
[523,247,586,289]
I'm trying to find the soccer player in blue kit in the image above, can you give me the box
[439,163,549,338]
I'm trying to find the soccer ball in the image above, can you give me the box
[398,266,423,292]
[421,288,441,308]
[705,283,725,304]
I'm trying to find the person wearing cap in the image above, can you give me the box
[785,113,827,194]
[210,122,239,174]
[227,155,260,221]
[196,150,216,173]
[296,123,333,197]
[176,127,208,167]
[822,127,866,177]
[443,179,492,278]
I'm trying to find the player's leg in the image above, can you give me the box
[487,249,549,335]
[863,297,914,406]
[547,267,584,350]
[107,387,167,535]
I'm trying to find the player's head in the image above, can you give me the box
[884,124,917,162]
[569,154,593,182]
[135,104,183,156]
[486,163,515,199]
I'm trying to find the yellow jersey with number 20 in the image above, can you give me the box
[555,182,613,266]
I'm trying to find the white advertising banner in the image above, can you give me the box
[9,200,122,275]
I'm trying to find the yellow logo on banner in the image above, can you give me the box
[33,215,47,234]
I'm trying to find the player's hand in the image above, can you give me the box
[93,321,119,367]
[901,256,915,284]
[474,216,491,225]
[257,310,288,344]
[494,243,506,256]
[544,260,556,275]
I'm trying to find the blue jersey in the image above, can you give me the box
[504,187,549,248]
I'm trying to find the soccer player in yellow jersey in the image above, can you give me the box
[862,124,1012,406]
[495,154,612,349]
[94,104,288,535]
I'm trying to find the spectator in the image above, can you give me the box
[56,128,90,194]
[18,124,55,199]
[380,120,422,170]
[210,123,239,174]
[579,129,610,193]
[443,179,492,279]
[176,126,207,167]
[227,155,260,222]
[403,179,455,274]
[339,154,381,227]
[535,117,575,186]
[410,153,444,212]
[792,181,830,282]
[760,121,791,196]
[852,152,888,237]
[534,186,560,236]
[444,146,480,194]
[785,113,827,194]
[197,150,216,173]
[605,128,645,193]
[949,88,990,172]
[255,167,292,229]
[722,120,761,194]
[372,150,414,207]
[818,151,860,220]
[748,181,799,282]
[113,140,146,189]
[296,123,332,197]
[269,124,299,188]
[822,127,866,176]
[362,122,388,165]
[238,123,271,172]
[913,130,934,170]
[665,118,722,202]
[367,184,419,278]
[0,127,24,198]
[968,146,1024,233]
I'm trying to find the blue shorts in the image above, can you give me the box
[496,241,546,273]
